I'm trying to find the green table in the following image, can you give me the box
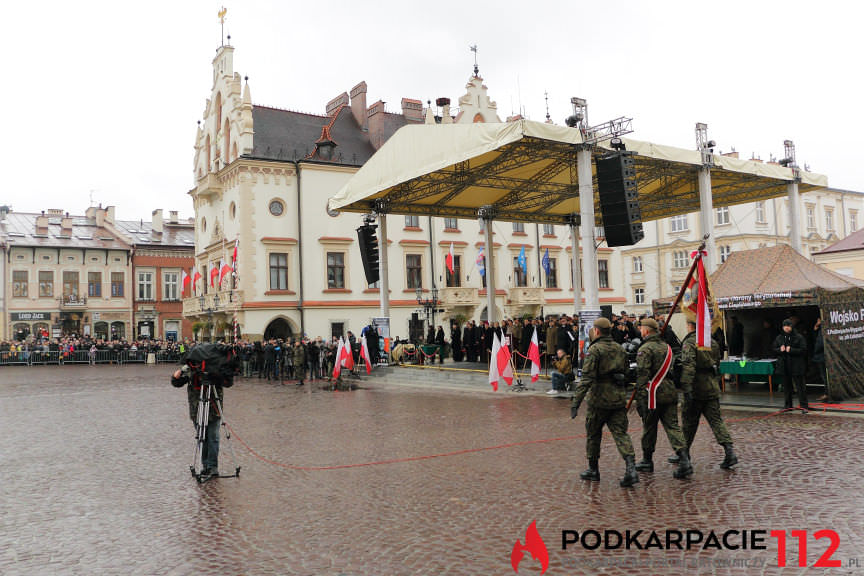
[719,359,776,394]
[419,344,441,364]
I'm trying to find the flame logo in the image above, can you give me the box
[511,520,549,574]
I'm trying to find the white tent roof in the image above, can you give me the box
[328,119,827,225]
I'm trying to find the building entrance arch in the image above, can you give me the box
[263,317,294,341]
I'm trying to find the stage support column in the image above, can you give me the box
[698,166,717,272]
[577,145,599,309]
[378,213,390,317]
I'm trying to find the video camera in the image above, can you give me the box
[183,343,240,380]
[622,338,642,383]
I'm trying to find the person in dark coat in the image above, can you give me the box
[435,325,446,364]
[451,323,463,362]
[462,322,474,362]
[773,319,809,412]
[473,322,484,363]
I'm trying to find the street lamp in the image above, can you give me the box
[415,286,440,340]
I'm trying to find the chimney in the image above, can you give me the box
[350,82,368,129]
[152,209,163,234]
[0,205,9,221]
[722,151,739,159]
[169,210,178,223]
[61,212,73,233]
[325,92,349,116]
[436,97,453,124]
[105,206,115,224]
[36,210,48,231]
[401,98,424,122]
[367,100,387,150]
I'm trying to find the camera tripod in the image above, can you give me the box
[190,379,241,484]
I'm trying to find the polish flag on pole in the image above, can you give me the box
[209,262,218,288]
[488,332,501,391]
[219,258,232,287]
[360,335,373,374]
[695,252,712,348]
[193,268,202,295]
[232,238,239,267]
[181,268,191,297]
[341,337,355,371]
[445,242,455,275]
[497,334,513,386]
[528,327,541,383]
[332,338,345,379]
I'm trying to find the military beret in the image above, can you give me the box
[639,318,659,330]
[593,317,613,330]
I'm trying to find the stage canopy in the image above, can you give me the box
[327,120,828,225]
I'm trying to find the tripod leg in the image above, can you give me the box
[192,383,210,479]
[212,393,241,478]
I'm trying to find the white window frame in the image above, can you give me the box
[670,214,688,233]
[806,205,816,229]
[137,271,154,300]
[755,201,766,224]
[719,245,731,263]
[163,270,179,301]
[634,288,645,305]
[716,206,730,226]
[632,256,643,273]
[673,251,688,269]
[825,208,834,232]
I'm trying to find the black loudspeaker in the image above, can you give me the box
[600,305,613,320]
[356,224,380,285]
[596,152,644,247]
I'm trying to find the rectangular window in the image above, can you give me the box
[39,271,53,297]
[670,214,688,232]
[673,251,688,269]
[269,253,288,290]
[443,217,458,230]
[163,271,178,301]
[12,270,27,297]
[716,206,730,225]
[111,272,124,298]
[326,252,345,289]
[446,255,461,287]
[598,259,609,289]
[851,210,858,232]
[137,271,153,300]
[806,205,816,229]
[406,254,422,289]
[634,288,645,305]
[543,224,555,236]
[331,322,345,341]
[545,257,558,288]
[88,272,102,297]
[825,208,834,232]
[755,201,766,223]
[512,222,525,233]
[405,215,419,228]
[632,256,643,273]
[513,257,527,287]
[63,271,79,300]
[719,245,731,263]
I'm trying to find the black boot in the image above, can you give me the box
[673,449,693,478]
[579,457,600,481]
[720,443,738,469]
[635,452,654,472]
[620,455,639,487]
[667,454,680,464]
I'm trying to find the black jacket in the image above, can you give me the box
[773,330,807,376]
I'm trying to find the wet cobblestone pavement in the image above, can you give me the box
[1,365,863,575]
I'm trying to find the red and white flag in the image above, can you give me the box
[332,338,345,379]
[360,335,373,374]
[445,242,455,275]
[181,268,191,297]
[209,261,219,288]
[528,327,541,383]
[219,258,232,287]
[192,268,202,295]
[232,238,239,268]
[488,332,501,391]
[497,334,513,386]
[692,250,712,348]
[341,337,355,370]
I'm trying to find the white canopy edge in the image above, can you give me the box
[328,119,827,212]
[328,120,583,212]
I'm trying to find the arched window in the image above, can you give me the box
[214,92,222,133]
[224,119,231,162]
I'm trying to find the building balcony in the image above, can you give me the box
[183,290,244,316]
[59,295,87,309]
[507,287,545,306]
[438,287,480,307]
[196,173,223,198]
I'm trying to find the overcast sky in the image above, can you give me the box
[3,1,861,222]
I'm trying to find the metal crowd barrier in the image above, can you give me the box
[62,350,91,364]
[0,348,184,367]
[28,350,62,365]
[119,350,146,364]
[0,350,30,365]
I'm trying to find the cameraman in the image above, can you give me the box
[172,361,234,478]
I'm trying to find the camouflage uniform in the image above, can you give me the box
[680,332,733,447]
[572,335,635,461]
[635,333,686,458]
